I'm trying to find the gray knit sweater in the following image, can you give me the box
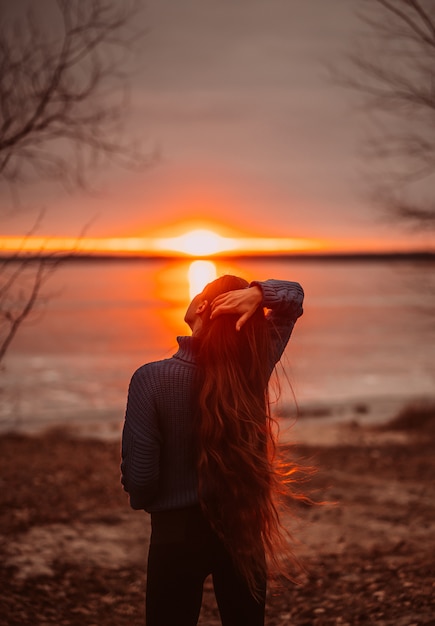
[121,279,304,512]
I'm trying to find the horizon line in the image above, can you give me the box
[1,249,434,262]
[1,231,434,260]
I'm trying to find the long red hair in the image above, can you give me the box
[195,275,303,597]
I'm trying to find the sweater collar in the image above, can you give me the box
[173,336,199,364]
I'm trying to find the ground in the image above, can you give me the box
[0,410,434,625]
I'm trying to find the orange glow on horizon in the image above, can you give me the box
[0,231,430,257]
[0,232,322,256]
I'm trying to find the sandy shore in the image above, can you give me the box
[1,406,434,626]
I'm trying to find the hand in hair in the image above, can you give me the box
[210,285,262,331]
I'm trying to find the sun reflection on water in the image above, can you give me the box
[188,260,217,299]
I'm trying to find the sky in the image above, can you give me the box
[1,0,433,253]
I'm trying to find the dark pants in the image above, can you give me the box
[146,506,266,626]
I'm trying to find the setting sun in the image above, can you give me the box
[155,229,238,257]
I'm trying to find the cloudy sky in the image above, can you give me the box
[2,0,432,251]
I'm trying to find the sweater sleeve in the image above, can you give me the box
[121,367,162,510]
[250,279,304,368]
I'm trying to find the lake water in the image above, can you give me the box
[1,256,434,437]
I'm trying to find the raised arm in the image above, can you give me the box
[211,278,304,365]
[252,279,304,365]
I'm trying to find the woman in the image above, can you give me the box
[121,276,304,625]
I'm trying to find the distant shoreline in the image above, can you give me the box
[1,250,434,263]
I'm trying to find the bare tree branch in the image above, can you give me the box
[337,0,435,226]
[0,0,150,366]
[0,0,151,194]
[0,256,58,365]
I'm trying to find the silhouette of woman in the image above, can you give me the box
[121,276,304,625]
